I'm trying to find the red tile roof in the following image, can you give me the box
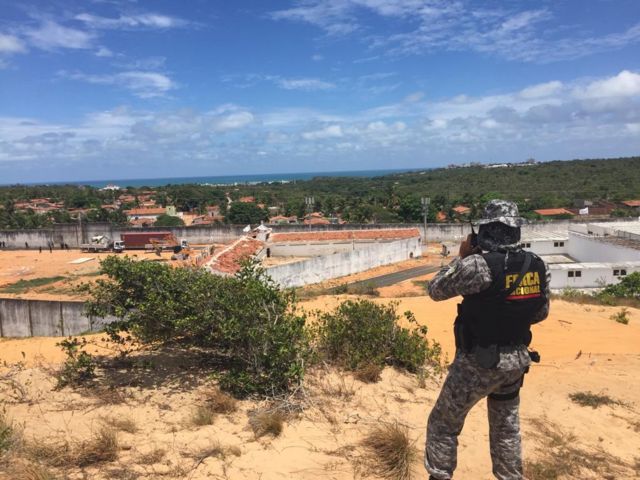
[303,217,331,225]
[452,205,471,215]
[622,200,640,207]
[125,207,166,216]
[271,228,420,243]
[238,196,255,203]
[207,237,264,274]
[534,208,574,216]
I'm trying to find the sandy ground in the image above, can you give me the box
[1,294,639,479]
[0,246,221,300]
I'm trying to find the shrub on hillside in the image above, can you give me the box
[314,299,441,374]
[84,257,309,397]
[598,272,640,300]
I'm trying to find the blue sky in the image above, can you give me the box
[1,0,639,183]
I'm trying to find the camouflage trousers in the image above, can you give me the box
[424,349,530,480]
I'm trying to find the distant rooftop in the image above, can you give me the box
[521,231,568,241]
[550,261,640,270]
[534,208,573,216]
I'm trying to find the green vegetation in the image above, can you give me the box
[154,213,185,227]
[610,308,630,325]
[1,156,639,229]
[225,201,268,224]
[314,299,441,374]
[0,276,66,294]
[77,256,441,398]
[554,274,640,309]
[84,256,309,397]
[55,337,97,389]
[599,272,640,300]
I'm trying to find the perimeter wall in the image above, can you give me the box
[0,298,114,338]
[1,219,629,249]
[265,237,421,288]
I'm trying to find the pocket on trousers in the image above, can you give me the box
[472,344,499,369]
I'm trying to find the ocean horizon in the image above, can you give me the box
[6,168,426,188]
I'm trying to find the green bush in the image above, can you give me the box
[55,337,96,389]
[598,272,640,300]
[85,256,309,397]
[610,308,630,325]
[314,299,440,374]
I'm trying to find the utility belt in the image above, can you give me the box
[454,320,541,368]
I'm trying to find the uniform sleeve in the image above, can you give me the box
[427,254,494,301]
[530,261,551,324]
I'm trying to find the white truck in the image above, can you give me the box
[80,235,124,253]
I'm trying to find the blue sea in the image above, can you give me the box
[34,168,425,188]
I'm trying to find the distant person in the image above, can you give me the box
[39,246,42,253]
[49,243,53,253]
[424,200,549,480]
[25,242,29,249]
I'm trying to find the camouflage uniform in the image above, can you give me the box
[424,200,550,480]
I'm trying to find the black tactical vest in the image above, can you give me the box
[456,250,547,348]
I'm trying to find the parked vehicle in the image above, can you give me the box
[120,231,188,253]
[80,235,124,253]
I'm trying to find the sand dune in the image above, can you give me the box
[0,295,638,479]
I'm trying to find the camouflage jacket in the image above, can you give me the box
[428,253,550,324]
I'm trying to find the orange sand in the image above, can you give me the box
[1,295,639,479]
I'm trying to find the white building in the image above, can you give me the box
[534,220,640,290]
[549,261,640,289]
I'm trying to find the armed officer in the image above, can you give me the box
[424,200,550,480]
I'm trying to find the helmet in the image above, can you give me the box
[477,199,524,228]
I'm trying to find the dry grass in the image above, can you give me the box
[101,415,137,434]
[569,391,622,409]
[314,372,356,401]
[362,421,417,480]
[75,426,118,467]
[191,405,216,426]
[25,426,118,468]
[249,409,286,439]
[203,387,238,414]
[0,409,18,455]
[137,447,166,465]
[354,362,383,383]
[524,418,631,479]
[6,461,60,480]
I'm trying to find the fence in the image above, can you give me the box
[0,298,114,338]
[2,218,630,249]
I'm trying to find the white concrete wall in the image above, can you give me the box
[269,239,406,257]
[0,298,115,337]
[522,239,569,255]
[568,232,640,263]
[549,263,640,289]
[265,237,422,288]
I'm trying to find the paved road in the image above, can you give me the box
[334,264,441,291]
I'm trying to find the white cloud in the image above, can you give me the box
[519,81,563,99]
[302,124,343,139]
[95,46,114,57]
[0,33,27,54]
[213,111,254,131]
[311,54,324,61]
[575,70,640,99]
[2,70,640,178]
[24,21,95,50]
[63,70,176,98]
[271,1,640,63]
[75,13,187,29]
[276,77,336,91]
[223,73,336,91]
